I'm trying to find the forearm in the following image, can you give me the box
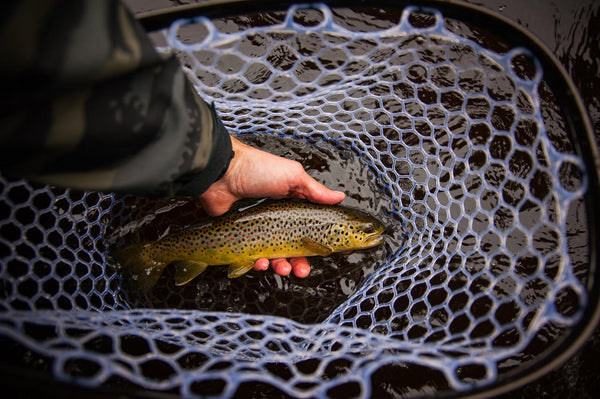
[0,0,232,197]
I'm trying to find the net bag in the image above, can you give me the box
[1,1,598,397]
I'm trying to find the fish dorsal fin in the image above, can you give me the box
[172,260,208,286]
[301,237,333,256]
[228,261,255,278]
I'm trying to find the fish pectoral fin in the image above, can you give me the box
[172,260,208,286]
[227,261,255,278]
[301,237,333,256]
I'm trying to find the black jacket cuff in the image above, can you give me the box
[174,104,234,196]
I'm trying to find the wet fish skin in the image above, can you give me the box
[114,199,385,292]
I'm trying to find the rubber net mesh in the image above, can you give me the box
[0,3,593,397]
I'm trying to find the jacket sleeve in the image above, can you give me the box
[0,0,233,196]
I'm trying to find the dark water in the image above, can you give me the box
[465,1,600,398]
[464,0,600,141]
[123,0,600,397]
[0,2,597,399]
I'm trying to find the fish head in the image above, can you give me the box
[327,210,385,252]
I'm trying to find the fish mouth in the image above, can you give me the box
[362,232,385,248]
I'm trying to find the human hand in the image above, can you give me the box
[198,137,345,277]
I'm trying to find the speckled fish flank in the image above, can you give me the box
[114,200,385,292]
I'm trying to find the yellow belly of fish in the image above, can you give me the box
[172,240,317,266]
[149,236,320,287]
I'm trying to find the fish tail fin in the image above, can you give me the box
[113,243,167,293]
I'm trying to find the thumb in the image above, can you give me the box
[296,174,345,205]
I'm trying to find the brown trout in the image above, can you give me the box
[114,199,385,292]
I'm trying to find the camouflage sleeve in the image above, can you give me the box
[0,0,233,196]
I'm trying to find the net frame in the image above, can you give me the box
[1,0,598,397]
[141,4,600,390]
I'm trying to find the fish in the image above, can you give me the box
[113,199,385,292]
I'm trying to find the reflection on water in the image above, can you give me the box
[465,0,599,144]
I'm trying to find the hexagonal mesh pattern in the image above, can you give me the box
[0,3,594,397]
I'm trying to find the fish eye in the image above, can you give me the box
[363,223,374,234]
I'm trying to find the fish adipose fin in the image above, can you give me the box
[228,261,255,278]
[172,260,208,285]
[113,243,167,293]
[301,237,333,256]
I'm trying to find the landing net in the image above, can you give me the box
[0,2,597,397]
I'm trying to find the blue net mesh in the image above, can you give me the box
[0,3,594,397]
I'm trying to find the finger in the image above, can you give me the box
[253,257,270,271]
[270,258,292,276]
[290,257,311,278]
